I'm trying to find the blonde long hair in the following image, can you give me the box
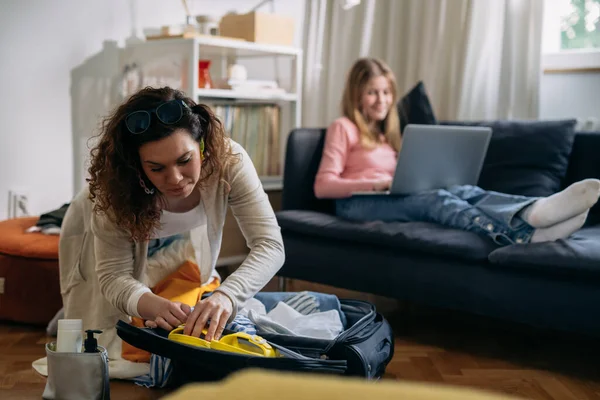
[341,58,401,152]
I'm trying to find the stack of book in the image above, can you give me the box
[212,104,281,177]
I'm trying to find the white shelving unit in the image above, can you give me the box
[194,88,299,102]
[119,36,303,191]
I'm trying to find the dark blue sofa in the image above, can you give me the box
[275,121,600,337]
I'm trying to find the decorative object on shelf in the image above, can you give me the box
[198,60,213,89]
[144,0,199,40]
[181,0,197,36]
[228,64,248,81]
[196,15,219,36]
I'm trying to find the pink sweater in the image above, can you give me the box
[314,117,398,199]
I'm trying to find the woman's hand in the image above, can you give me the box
[184,292,233,341]
[139,293,191,331]
[373,178,392,192]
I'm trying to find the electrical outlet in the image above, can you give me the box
[7,188,30,218]
[0,277,5,294]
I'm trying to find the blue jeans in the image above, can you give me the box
[336,185,538,245]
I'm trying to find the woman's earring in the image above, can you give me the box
[199,138,205,161]
[139,176,155,195]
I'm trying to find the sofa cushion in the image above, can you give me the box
[0,216,59,259]
[452,120,577,198]
[488,224,600,277]
[277,210,497,262]
[397,81,438,133]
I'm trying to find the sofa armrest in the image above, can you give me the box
[281,128,335,213]
[564,130,600,221]
[564,131,600,185]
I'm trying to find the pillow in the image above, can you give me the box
[397,81,437,133]
[455,120,577,197]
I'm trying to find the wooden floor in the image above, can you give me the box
[1,279,600,400]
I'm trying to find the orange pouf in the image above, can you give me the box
[0,217,62,325]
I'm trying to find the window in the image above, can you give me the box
[543,0,600,70]
[560,0,600,50]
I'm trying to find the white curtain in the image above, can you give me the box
[302,0,375,127]
[301,0,545,127]
[458,0,545,120]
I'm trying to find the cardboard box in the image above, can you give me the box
[219,12,295,46]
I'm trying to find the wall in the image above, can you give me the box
[539,72,600,126]
[0,0,304,220]
[539,3,600,126]
[538,53,600,126]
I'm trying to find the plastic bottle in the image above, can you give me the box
[56,319,83,353]
[84,330,102,353]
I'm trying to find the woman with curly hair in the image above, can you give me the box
[58,87,284,373]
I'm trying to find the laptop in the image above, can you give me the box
[351,124,492,196]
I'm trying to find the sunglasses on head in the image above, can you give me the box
[124,99,191,135]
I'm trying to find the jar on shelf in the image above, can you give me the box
[198,60,213,89]
[195,15,219,36]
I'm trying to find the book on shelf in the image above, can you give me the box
[212,104,281,177]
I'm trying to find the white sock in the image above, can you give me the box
[530,211,589,243]
[521,179,600,228]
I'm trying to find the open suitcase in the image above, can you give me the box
[116,299,394,387]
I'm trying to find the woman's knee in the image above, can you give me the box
[426,188,454,199]
[447,184,485,198]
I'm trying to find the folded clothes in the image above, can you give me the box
[254,291,347,327]
[243,291,346,340]
[248,302,343,340]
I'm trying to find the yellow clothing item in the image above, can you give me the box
[122,260,221,363]
[163,369,523,400]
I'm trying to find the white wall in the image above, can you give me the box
[538,51,600,126]
[0,0,304,220]
[539,1,600,127]
[539,72,600,125]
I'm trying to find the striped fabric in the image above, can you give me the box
[132,354,172,388]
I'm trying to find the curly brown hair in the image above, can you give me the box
[87,87,237,241]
